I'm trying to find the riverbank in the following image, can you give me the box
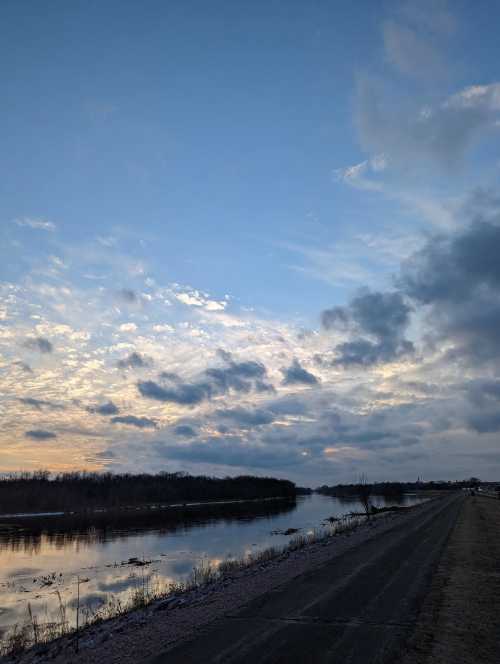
[1,496,444,663]
[401,495,500,664]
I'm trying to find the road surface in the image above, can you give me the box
[149,494,462,664]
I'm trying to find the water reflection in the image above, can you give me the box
[0,498,297,554]
[0,493,426,634]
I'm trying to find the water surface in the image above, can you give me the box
[0,493,426,634]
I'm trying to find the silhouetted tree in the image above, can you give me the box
[356,473,372,519]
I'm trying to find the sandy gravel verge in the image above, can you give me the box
[401,495,500,664]
[3,498,443,664]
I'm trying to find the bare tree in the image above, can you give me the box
[356,473,372,519]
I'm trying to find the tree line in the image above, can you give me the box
[316,478,482,497]
[0,471,297,514]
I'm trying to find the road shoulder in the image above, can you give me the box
[401,496,500,664]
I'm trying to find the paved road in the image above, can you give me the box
[149,494,462,664]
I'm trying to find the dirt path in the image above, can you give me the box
[402,495,500,664]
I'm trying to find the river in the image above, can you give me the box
[0,492,426,636]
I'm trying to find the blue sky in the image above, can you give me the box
[2,0,500,484]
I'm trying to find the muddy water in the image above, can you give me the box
[0,493,426,634]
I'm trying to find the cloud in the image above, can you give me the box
[23,337,53,354]
[111,415,157,429]
[18,397,66,411]
[321,307,350,331]
[382,18,448,80]
[333,155,387,192]
[14,217,56,232]
[215,407,276,428]
[173,424,197,437]
[175,289,226,311]
[119,323,137,333]
[466,411,500,434]
[118,289,137,303]
[267,395,309,417]
[116,352,152,369]
[138,380,212,406]
[13,361,33,374]
[281,359,319,386]
[138,353,269,406]
[86,401,119,416]
[25,430,57,440]
[155,438,303,470]
[159,371,181,382]
[356,79,500,171]
[464,379,500,433]
[321,290,413,367]
[466,379,500,407]
[398,203,500,364]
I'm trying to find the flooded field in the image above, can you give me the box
[0,492,427,635]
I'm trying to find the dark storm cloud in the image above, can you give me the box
[138,380,212,405]
[138,354,269,406]
[321,290,413,367]
[86,401,119,416]
[321,307,350,331]
[25,430,57,440]
[116,352,152,369]
[400,221,500,305]
[23,337,53,354]
[398,207,500,365]
[215,407,275,428]
[281,359,319,385]
[111,415,157,429]
[18,397,66,411]
[204,357,267,392]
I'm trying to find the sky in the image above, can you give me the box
[1,0,500,485]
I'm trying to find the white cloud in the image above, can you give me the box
[14,217,56,232]
[333,154,387,191]
[152,324,174,333]
[119,323,138,333]
[49,255,67,270]
[176,289,227,311]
